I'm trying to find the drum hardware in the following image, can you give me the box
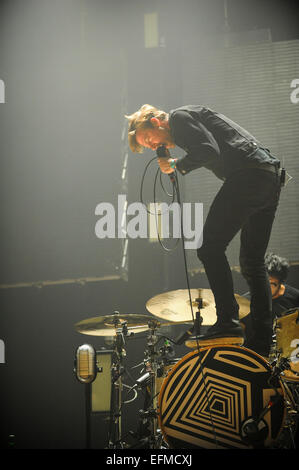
[139,318,164,449]
[74,301,299,449]
[146,288,250,325]
[129,321,179,449]
[133,348,175,391]
[146,292,226,448]
[74,310,156,448]
[107,320,127,449]
[269,309,299,448]
[75,312,140,449]
[158,345,287,449]
[194,298,203,333]
[108,312,151,448]
[158,338,176,362]
[241,418,268,447]
[270,356,291,379]
[74,312,154,337]
[173,298,204,346]
[273,308,299,382]
[281,381,299,424]
[272,384,299,449]
[241,392,283,447]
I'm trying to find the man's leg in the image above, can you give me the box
[240,201,279,354]
[197,169,280,340]
[197,174,251,337]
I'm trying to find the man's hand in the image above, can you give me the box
[157,157,175,174]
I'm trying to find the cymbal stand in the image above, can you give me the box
[193,297,204,337]
[108,317,128,449]
[141,318,162,449]
[269,356,299,448]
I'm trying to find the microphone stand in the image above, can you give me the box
[85,383,92,449]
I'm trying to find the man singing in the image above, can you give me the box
[126,104,282,357]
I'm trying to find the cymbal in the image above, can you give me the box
[146,289,250,326]
[75,313,155,336]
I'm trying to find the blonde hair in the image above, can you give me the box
[125,104,167,153]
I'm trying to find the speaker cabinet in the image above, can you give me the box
[91,350,113,413]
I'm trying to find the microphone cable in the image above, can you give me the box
[139,156,180,252]
[139,154,218,447]
[172,169,219,447]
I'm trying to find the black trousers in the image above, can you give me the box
[197,167,281,345]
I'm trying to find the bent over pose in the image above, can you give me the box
[126,104,282,356]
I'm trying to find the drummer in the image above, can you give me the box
[265,252,299,318]
[242,252,299,349]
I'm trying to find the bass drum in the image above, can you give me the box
[158,345,286,449]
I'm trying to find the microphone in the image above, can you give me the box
[156,146,176,183]
[74,344,98,384]
[156,145,169,158]
[241,417,268,446]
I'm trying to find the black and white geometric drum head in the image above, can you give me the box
[158,346,285,449]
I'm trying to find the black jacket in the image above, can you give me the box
[169,105,280,180]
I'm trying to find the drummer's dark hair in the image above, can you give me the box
[265,252,289,283]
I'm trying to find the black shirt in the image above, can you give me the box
[272,284,299,317]
[241,284,299,338]
[168,105,280,180]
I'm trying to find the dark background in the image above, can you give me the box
[0,0,299,449]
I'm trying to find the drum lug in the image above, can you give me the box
[139,408,157,419]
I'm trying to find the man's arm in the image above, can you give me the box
[170,109,222,176]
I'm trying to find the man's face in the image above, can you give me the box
[269,276,281,298]
[135,119,175,151]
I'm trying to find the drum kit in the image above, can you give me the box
[74,288,299,450]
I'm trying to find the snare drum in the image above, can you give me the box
[275,308,299,382]
[158,345,285,449]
